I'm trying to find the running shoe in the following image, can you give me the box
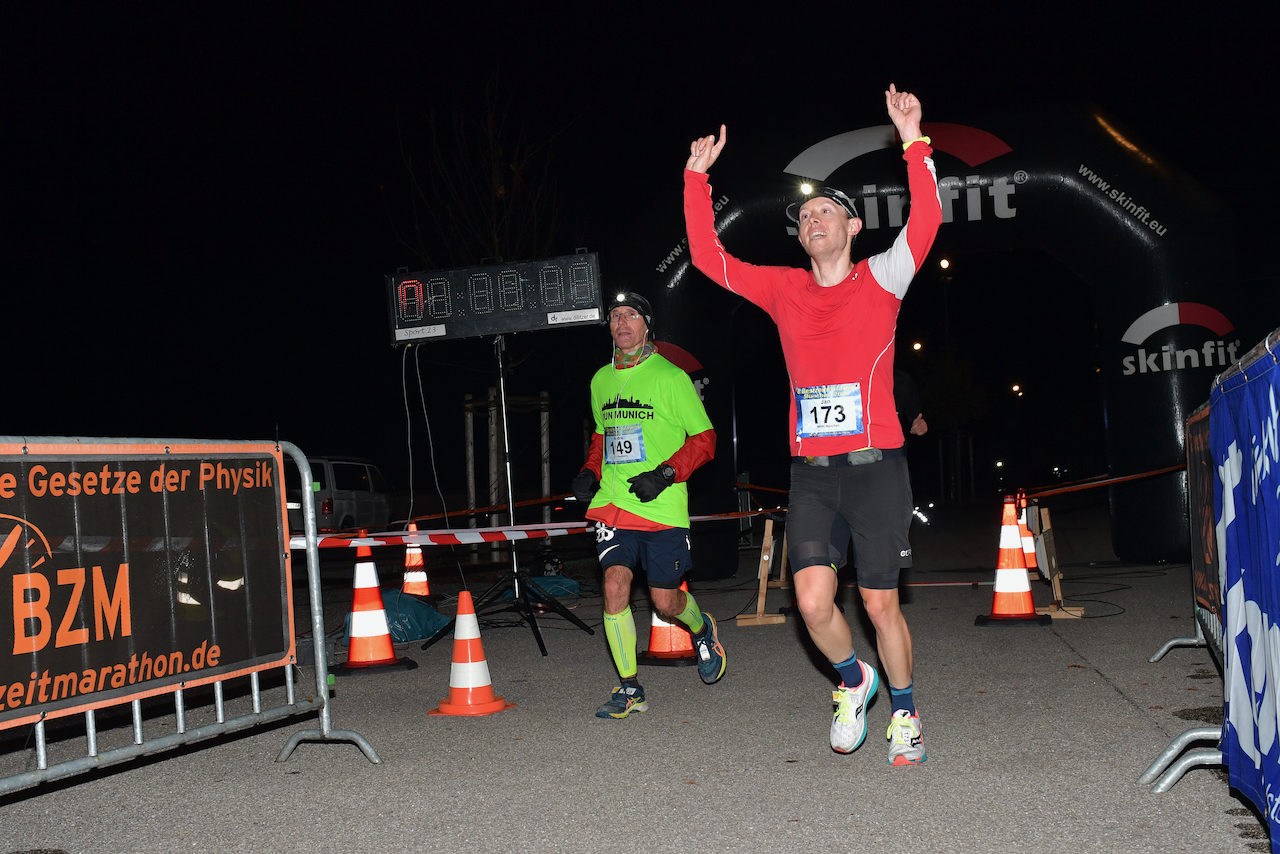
[693,612,726,684]
[595,684,648,719]
[886,708,927,765]
[830,660,879,753]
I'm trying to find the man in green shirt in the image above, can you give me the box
[572,292,723,719]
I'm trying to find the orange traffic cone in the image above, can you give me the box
[639,581,697,667]
[975,497,1051,626]
[336,530,417,673]
[401,522,430,596]
[1016,491,1039,574]
[428,590,515,716]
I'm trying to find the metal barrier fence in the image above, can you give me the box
[1138,401,1225,792]
[1138,327,1280,796]
[0,437,375,797]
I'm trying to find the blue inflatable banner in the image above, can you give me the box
[1211,331,1280,843]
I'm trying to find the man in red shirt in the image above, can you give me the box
[683,85,941,764]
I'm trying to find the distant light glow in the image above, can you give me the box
[996,461,1003,468]
[912,507,930,525]
[939,258,950,270]
[1094,114,1156,167]
[1012,384,1020,392]
[912,342,922,351]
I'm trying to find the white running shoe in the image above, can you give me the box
[830,660,879,753]
[886,709,927,765]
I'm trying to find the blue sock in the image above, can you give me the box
[890,683,915,715]
[831,651,863,688]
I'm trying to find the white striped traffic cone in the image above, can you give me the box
[401,522,430,596]
[337,530,417,672]
[1016,492,1039,574]
[975,497,1051,626]
[428,590,515,716]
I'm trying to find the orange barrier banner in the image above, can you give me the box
[0,441,294,730]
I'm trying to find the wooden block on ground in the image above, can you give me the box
[737,613,786,626]
[1035,603,1084,619]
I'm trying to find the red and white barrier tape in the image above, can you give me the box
[289,522,592,550]
[291,507,788,549]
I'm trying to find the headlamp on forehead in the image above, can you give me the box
[610,291,655,336]
[811,186,859,219]
[787,184,859,226]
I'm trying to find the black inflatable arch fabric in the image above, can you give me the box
[627,104,1261,563]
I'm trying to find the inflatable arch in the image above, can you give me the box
[628,104,1263,565]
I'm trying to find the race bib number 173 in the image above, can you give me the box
[795,383,865,438]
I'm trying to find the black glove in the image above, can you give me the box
[571,469,600,503]
[627,464,676,502]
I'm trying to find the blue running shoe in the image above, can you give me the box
[693,612,726,684]
[595,684,648,719]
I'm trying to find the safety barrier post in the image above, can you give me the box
[276,443,379,761]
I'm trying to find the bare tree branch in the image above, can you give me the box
[393,72,566,269]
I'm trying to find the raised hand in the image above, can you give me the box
[685,124,727,174]
[885,84,923,142]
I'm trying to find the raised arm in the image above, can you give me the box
[885,84,923,142]
[685,124,727,174]
[865,85,941,299]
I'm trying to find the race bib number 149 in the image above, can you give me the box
[795,383,865,438]
[605,425,647,464]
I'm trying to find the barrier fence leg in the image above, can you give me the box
[1149,619,1207,663]
[1137,725,1221,790]
[1151,748,1224,794]
[278,442,381,765]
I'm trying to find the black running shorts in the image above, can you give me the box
[786,455,913,590]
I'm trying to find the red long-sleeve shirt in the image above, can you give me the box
[684,141,942,457]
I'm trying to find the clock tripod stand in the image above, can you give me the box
[423,333,595,655]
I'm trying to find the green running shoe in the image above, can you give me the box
[595,684,648,719]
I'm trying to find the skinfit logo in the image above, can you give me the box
[1120,302,1240,376]
[783,122,1017,234]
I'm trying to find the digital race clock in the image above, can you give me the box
[386,252,604,345]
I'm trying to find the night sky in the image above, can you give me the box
[3,3,1275,512]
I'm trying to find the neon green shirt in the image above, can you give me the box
[588,353,713,527]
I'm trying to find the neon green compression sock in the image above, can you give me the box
[676,589,705,635]
[603,606,638,679]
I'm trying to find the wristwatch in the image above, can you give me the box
[659,463,676,482]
